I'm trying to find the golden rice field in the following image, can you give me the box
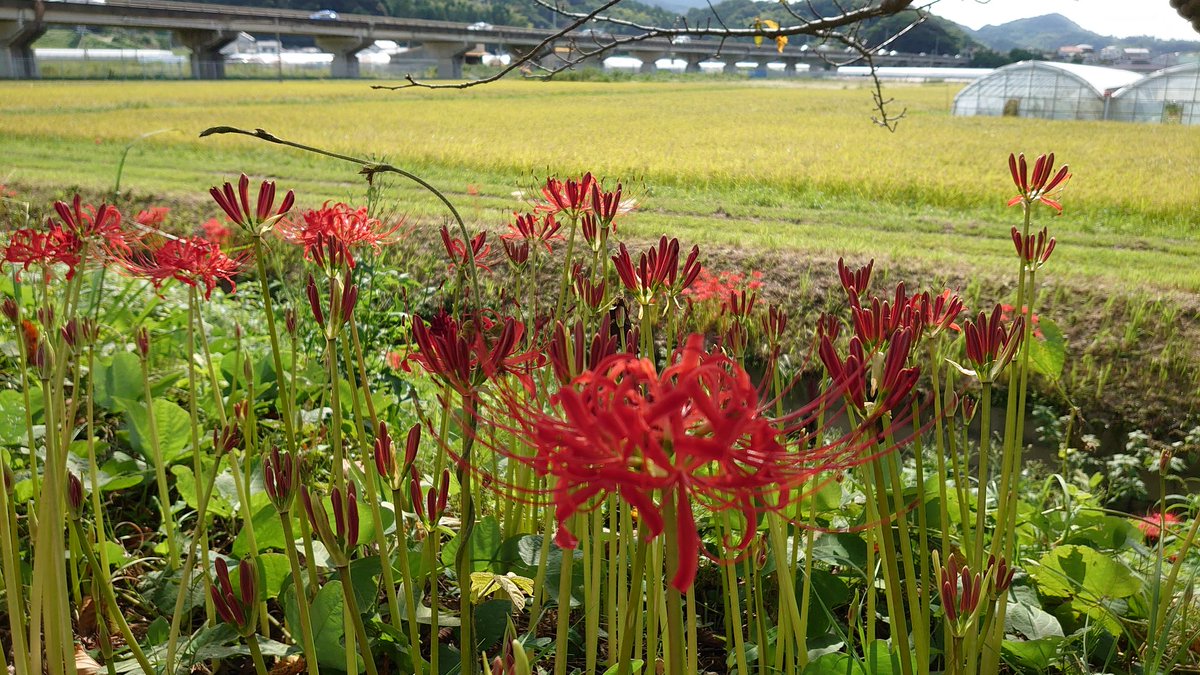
[1,78,1199,292]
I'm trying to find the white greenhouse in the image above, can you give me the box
[1109,61,1200,125]
[952,60,1141,121]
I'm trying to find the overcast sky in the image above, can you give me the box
[930,0,1199,41]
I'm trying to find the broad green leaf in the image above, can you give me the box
[1027,317,1065,380]
[1032,544,1139,600]
[810,532,868,572]
[864,640,902,675]
[1001,637,1063,671]
[1005,596,1064,639]
[802,652,866,675]
[442,515,503,573]
[257,553,292,600]
[0,389,30,445]
[232,503,289,557]
[172,465,233,519]
[94,352,143,411]
[289,581,361,673]
[126,398,192,466]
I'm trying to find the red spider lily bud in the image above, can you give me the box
[934,551,985,637]
[725,289,757,320]
[302,485,354,566]
[762,303,788,347]
[264,447,297,512]
[285,307,297,335]
[242,352,254,384]
[339,275,358,326]
[877,328,920,412]
[987,554,1015,594]
[819,333,867,410]
[580,213,600,248]
[837,257,874,298]
[31,338,52,377]
[851,283,914,348]
[1007,153,1071,213]
[305,274,325,328]
[209,174,294,233]
[66,472,85,520]
[723,321,748,358]
[960,305,1024,382]
[1011,226,1056,269]
[135,326,150,359]
[404,423,420,469]
[1160,448,1174,474]
[409,476,426,522]
[590,181,624,225]
[61,318,80,351]
[1,464,13,492]
[912,290,964,337]
[436,469,450,522]
[574,272,607,311]
[213,424,241,456]
[502,239,530,266]
[960,394,977,422]
[211,557,259,637]
[548,320,619,386]
[374,421,394,479]
[539,173,596,218]
[1,298,17,324]
[37,306,54,330]
[679,244,702,292]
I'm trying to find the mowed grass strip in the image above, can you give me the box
[2,79,1199,291]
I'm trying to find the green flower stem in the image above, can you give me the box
[246,635,271,675]
[140,349,180,570]
[225,449,268,635]
[616,530,649,675]
[456,396,480,675]
[553,514,575,675]
[767,513,803,670]
[645,538,662,672]
[279,514,321,675]
[868,452,915,675]
[883,426,927,671]
[947,396,973,555]
[529,502,555,622]
[0,444,29,673]
[606,496,622,670]
[552,214,579,323]
[661,493,686,675]
[252,237,298,453]
[584,506,603,675]
[927,346,953,556]
[970,383,993,569]
[425,529,441,675]
[721,513,750,675]
[71,519,156,675]
[338,337,404,635]
[391,487,422,671]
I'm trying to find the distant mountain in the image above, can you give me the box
[955,12,1200,55]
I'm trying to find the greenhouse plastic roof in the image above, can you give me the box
[992,60,1143,95]
[1113,60,1200,96]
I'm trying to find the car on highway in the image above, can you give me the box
[467,21,493,31]
[309,9,339,20]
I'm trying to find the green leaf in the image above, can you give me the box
[172,464,233,519]
[1027,317,1065,380]
[443,515,503,573]
[94,352,143,412]
[1001,637,1064,671]
[232,503,289,557]
[258,553,292,600]
[810,532,868,573]
[289,581,361,673]
[1005,595,1064,639]
[125,398,192,466]
[864,640,902,675]
[1032,544,1139,600]
[0,389,30,446]
[802,652,865,675]
[474,598,512,652]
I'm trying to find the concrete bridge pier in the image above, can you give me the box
[630,49,663,74]
[782,57,800,76]
[423,41,469,79]
[0,19,45,79]
[722,59,738,75]
[316,35,373,78]
[177,28,237,79]
[683,55,703,74]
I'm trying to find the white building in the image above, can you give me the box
[1109,61,1200,124]
[952,60,1141,121]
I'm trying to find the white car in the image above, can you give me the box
[467,21,493,31]
[309,10,339,20]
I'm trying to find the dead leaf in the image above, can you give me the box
[75,645,102,675]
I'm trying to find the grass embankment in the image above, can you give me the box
[1,78,1198,433]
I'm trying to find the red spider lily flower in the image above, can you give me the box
[1007,153,1071,213]
[911,289,964,337]
[538,173,596,219]
[302,483,359,566]
[1136,510,1181,541]
[954,305,1024,383]
[838,258,874,298]
[200,217,232,246]
[409,311,539,394]
[504,212,562,251]
[440,225,492,273]
[590,181,632,226]
[547,320,620,386]
[278,202,401,272]
[530,333,790,591]
[1011,226,1056,269]
[849,282,914,348]
[118,236,246,299]
[612,237,702,306]
[211,557,259,637]
[209,174,295,234]
[134,207,169,227]
[3,227,77,278]
[51,196,130,257]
